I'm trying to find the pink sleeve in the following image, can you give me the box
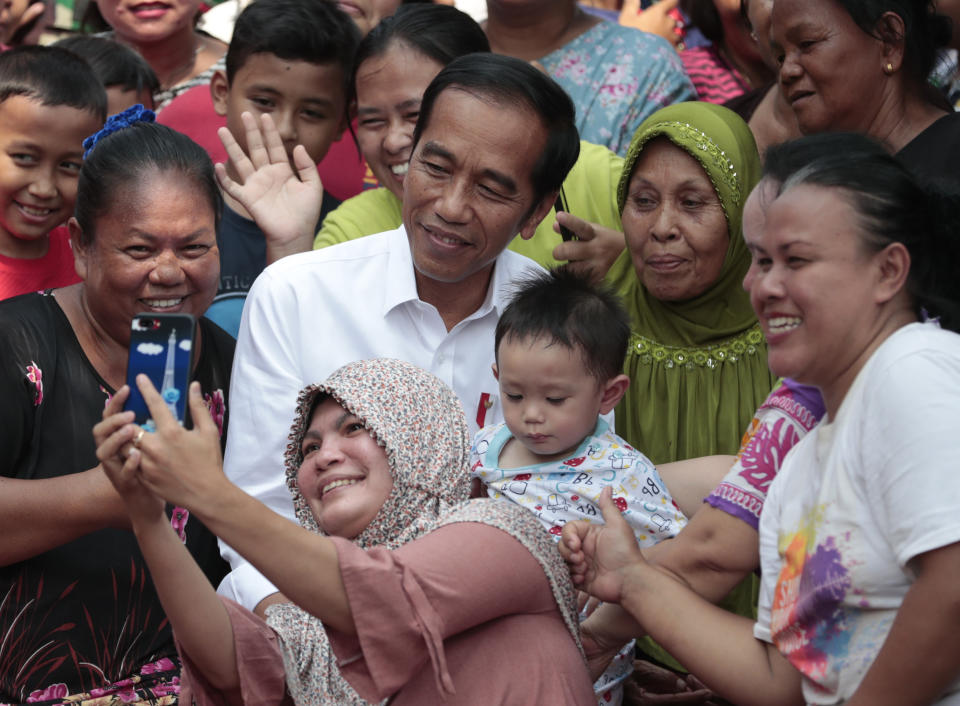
[177,597,292,706]
[326,522,555,702]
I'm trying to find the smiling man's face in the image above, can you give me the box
[401,87,550,296]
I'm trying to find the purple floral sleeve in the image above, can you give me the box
[705,380,825,530]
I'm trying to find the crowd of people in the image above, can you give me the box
[1,1,959,705]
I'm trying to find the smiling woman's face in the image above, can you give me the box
[770,0,887,135]
[296,397,394,539]
[95,0,202,45]
[355,41,444,200]
[620,138,729,302]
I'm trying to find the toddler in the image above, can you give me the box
[471,267,687,705]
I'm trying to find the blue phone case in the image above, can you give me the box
[124,313,197,429]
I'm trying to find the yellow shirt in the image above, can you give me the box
[314,140,624,268]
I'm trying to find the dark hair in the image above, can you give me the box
[834,0,952,85]
[413,53,580,204]
[764,132,960,332]
[53,35,159,99]
[226,0,361,107]
[0,45,106,121]
[495,267,631,382]
[353,4,489,103]
[681,0,724,43]
[75,122,222,245]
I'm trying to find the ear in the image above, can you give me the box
[210,70,230,117]
[518,189,558,241]
[491,362,500,381]
[875,11,906,73]
[598,373,630,415]
[68,217,89,280]
[873,241,911,304]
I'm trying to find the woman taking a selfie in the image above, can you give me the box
[94,358,594,704]
[0,111,233,704]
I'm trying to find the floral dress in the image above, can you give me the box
[540,21,695,156]
[0,292,233,705]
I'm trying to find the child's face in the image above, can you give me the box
[105,85,154,117]
[495,335,608,461]
[0,96,101,259]
[212,54,347,170]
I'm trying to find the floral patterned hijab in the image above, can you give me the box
[266,359,581,705]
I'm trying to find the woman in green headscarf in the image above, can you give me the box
[605,101,777,465]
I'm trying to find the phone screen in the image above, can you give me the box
[124,313,197,429]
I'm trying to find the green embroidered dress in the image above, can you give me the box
[607,102,777,465]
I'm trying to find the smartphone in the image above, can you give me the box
[124,313,197,430]
[554,188,577,242]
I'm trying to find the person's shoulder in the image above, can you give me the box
[199,316,238,356]
[267,228,399,278]
[316,188,403,247]
[873,321,960,369]
[0,290,55,326]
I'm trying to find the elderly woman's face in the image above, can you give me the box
[745,183,885,390]
[621,139,729,302]
[770,0,888,135]
[297,397,394,539]
[71,169,219,347]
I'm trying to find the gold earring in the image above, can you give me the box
[885,62,895,73]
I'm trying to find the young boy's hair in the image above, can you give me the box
[53,36,159,99]
[0,45,107,121]
[495,267,631,383]
[226,0,361,97]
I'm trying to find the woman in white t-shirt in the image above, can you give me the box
[561,132,960,706]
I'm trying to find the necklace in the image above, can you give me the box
[161,37,202,90]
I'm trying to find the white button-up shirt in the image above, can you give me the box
[218,225,542,609]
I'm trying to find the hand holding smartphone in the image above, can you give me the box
[124,313,197,430]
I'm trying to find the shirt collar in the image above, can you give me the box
[382,224,515,322]
[382,225,421,316]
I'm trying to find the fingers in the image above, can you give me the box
[95,421,139,464]
[259,113,290,166]
[187,381,218,437]
[240,111,270,170]
[596,486,625,526]
[136,373,178,430]
[102,385,130,420]
[291,144,321,189]
[554,211,597,241]
[218,125,254,183]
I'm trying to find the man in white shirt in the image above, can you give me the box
[218,53,581,612]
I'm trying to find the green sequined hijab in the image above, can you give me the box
[606,102,776,464]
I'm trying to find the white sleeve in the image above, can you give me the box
[217,269,305,609]
[860,341,960,568]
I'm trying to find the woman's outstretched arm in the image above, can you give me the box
[562,487,803,706]
[121,375,356,634]
[95,386,240,691]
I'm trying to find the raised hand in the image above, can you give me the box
[551,212,626,283]
[93,386,166,523]
[216,111,322,261]
[560,486,646,603]
[127,375,229,512]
